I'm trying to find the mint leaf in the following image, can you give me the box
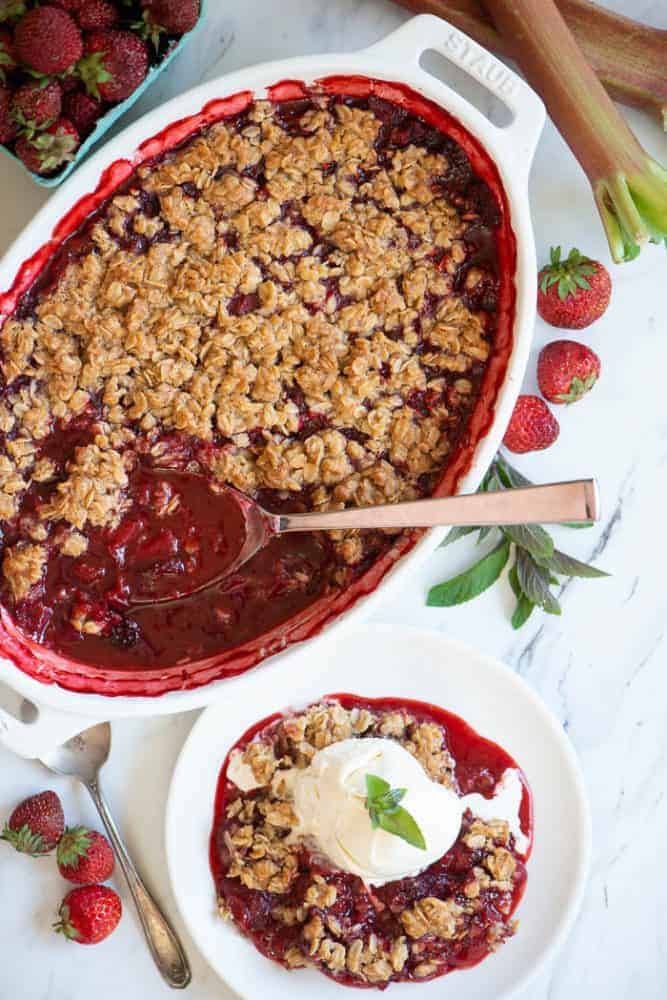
[511,592,535,629]
[378,807,426,851]
[440,524,479,548]
[366,776,406,815]
[516,549,561,615]
[365,773,390,801]
[364,774,426,850]
[508,562,521,599]
[427,538,510,607]
[544,549,609,578]
[502,523,554,562]
[375,787,406,813]
[508,562,534,629]
[497,455,533,489]
[476,526,494,544]
[483,467,505,492]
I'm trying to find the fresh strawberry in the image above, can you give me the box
[54,885,122,945]
[14,116,79,173]
[57,826,114,884]
[75,0,118,31]
[78,29,148,102]
[1,790,64,855]
[59,71,79,93]
[141,0,200,37]
[537,339,601,405]
[503,395,560,454]
[11,79,62,132]
[537,246,611,329]
[0,27,16,81]
[63,88,102,135]
[0,82,17,142]
[14,6,83,75]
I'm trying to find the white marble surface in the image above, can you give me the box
[0,1,665,997]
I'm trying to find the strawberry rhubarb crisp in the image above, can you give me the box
[0,86,514,678]
[210,694,532,987]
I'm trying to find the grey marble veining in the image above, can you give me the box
[0,1,665,997]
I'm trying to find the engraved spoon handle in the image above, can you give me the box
[276,480,599,532]
[85,778,191,990]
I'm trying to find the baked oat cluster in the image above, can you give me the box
[0,92,503,667]
[213,699,526,987]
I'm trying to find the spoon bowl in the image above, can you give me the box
[127,474,600,606]
[40,721,111,784]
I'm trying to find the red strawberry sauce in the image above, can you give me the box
[210,694,532,986]
[0,78,516,696]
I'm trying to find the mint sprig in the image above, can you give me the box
[427,453,608,628]
[364,774,426,851]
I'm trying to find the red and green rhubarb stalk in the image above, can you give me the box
[394,0,667,130]
[481,0,667,263]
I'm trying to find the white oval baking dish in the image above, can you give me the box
[0,15,544,749]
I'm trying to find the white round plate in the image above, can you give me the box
[165,625,591,999]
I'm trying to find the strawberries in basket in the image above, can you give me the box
[0,0,201,175]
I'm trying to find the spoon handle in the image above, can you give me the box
[278,480,599,532]
[85,778,191,990]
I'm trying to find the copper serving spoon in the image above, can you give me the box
[129,475,600,606]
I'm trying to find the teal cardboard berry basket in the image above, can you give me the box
[1,0,206,188]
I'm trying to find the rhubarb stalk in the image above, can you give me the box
[393,0,667,129]
[480,0,667,263]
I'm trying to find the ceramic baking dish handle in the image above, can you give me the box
[0,682,97,758]
[365,14,545,175]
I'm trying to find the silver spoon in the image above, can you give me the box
[39,722,191,989]
[130,475,599,605]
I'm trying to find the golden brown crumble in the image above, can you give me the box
[305,877,338,909]
[39,443,130,531]
[2,541,46,601]
[0,95,497,603]
[404,720,456,786]
[243,740,277,786]
[400,896,464,940]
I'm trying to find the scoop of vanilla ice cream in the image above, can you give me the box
[291,737,463,886]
